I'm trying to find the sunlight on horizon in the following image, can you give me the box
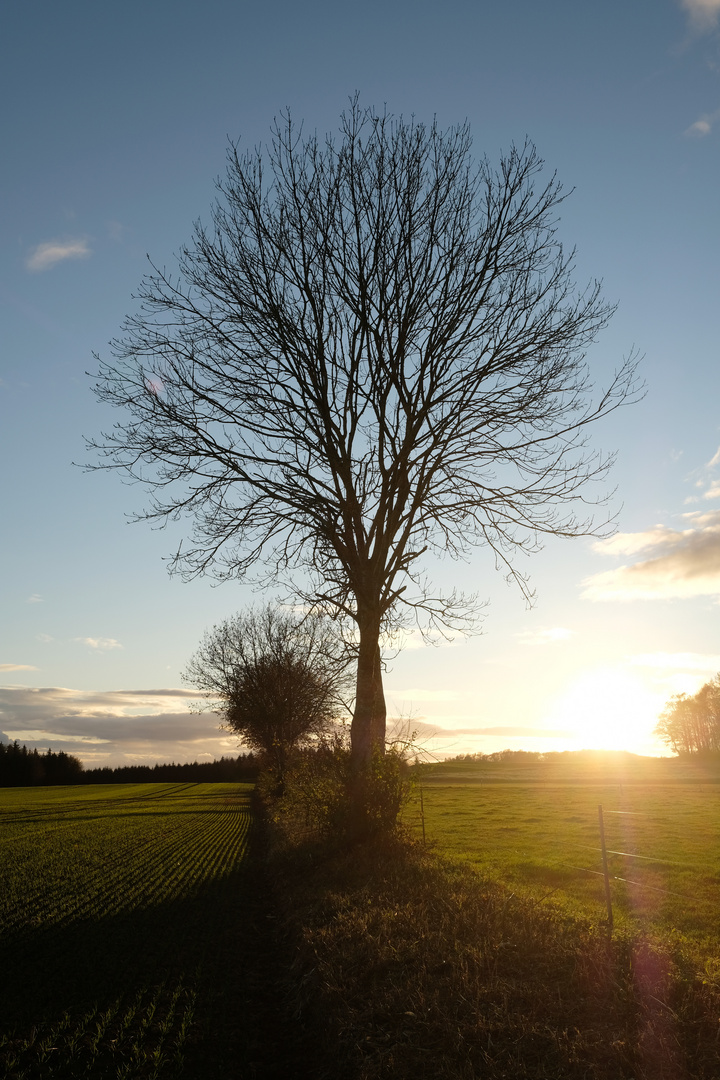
[546,668,666,754]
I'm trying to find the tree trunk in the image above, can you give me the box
[351,613,387,766]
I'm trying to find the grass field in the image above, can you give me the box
[407,754,720,947]
[267,755,720,1080]
[0,783,307,1080]
[4,763,720,1079]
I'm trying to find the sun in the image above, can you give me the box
[547,668,664,754]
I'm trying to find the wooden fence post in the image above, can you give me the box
[598,804,614,933]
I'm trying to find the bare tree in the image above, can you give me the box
[89,100,641,767]
[182,606,351,781]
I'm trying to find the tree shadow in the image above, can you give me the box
[0,827,317,1079]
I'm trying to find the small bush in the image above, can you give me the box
[272,738,414,842]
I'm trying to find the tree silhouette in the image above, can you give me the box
[89,101,641,766]
[655,674,720,754]
[182,606,351,784]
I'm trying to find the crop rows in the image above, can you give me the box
[0,783,257,1079]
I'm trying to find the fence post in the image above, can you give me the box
[420,785,426,846]
[598,804,613,933]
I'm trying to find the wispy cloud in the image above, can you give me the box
[680,0,720,30]
[0,663,38,672]
[26,594,43,604]
[582,511,720,601]
[516,626,573,646]
[433,723,571,738]
[697,445,720,497]
[388,718,571,740]
[679,1,720,134]
[74,637,124,651]
[684,106,720,137]
[106,220,127,242]
[25,237,92,272]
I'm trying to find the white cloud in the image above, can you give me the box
[26,594,43,604]
[25,237,92,272]
[75,637,124,651]
[680,0,720,30]
[0,663,38,672]
[592,526,678,558]
[684,107,720,138]
[685,118,713,137]
[685,460,720,502]
[516,626,573,646]
[582,511,720,601]
[36,633,53,643]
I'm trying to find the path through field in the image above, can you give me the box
[0,784,312,1080]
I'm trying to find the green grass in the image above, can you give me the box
[265,798,720,1079]
[6,762,720,1079]
[0,783,312,1080]
[406,755,720,945]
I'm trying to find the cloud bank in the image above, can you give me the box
[0,685,236,766]
[25,237,91,272]
[582,511,720,601]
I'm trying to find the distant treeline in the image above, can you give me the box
[444,749,656,764]
[0,741,84,787]
[448,750,550,763]
[0,740,258,787]
[83,755,258,784]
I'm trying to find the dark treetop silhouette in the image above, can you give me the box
[182,606,352,782]
[655,673,720,755]
[89,101,641,767]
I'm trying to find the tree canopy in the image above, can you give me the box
[90,101,641,765]
[182,606,351,779]
[654,674,720,755]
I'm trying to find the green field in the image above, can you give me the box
[4,763,720,1079]
[408,755,720,946]
[0,783,285,1080]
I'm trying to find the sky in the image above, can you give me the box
[1,0,719,767]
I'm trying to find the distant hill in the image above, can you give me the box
[419,748,720,785]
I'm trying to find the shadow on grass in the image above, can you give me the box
[0,820,316,1080]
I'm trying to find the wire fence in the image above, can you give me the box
[411,788,716,935]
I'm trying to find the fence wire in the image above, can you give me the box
[411,788,717,919]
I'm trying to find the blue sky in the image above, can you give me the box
[1,0,719,765]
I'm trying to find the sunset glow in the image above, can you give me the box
[547,669,665,754]
[2,2,719,766]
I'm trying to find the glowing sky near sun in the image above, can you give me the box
[1,0,719,764]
